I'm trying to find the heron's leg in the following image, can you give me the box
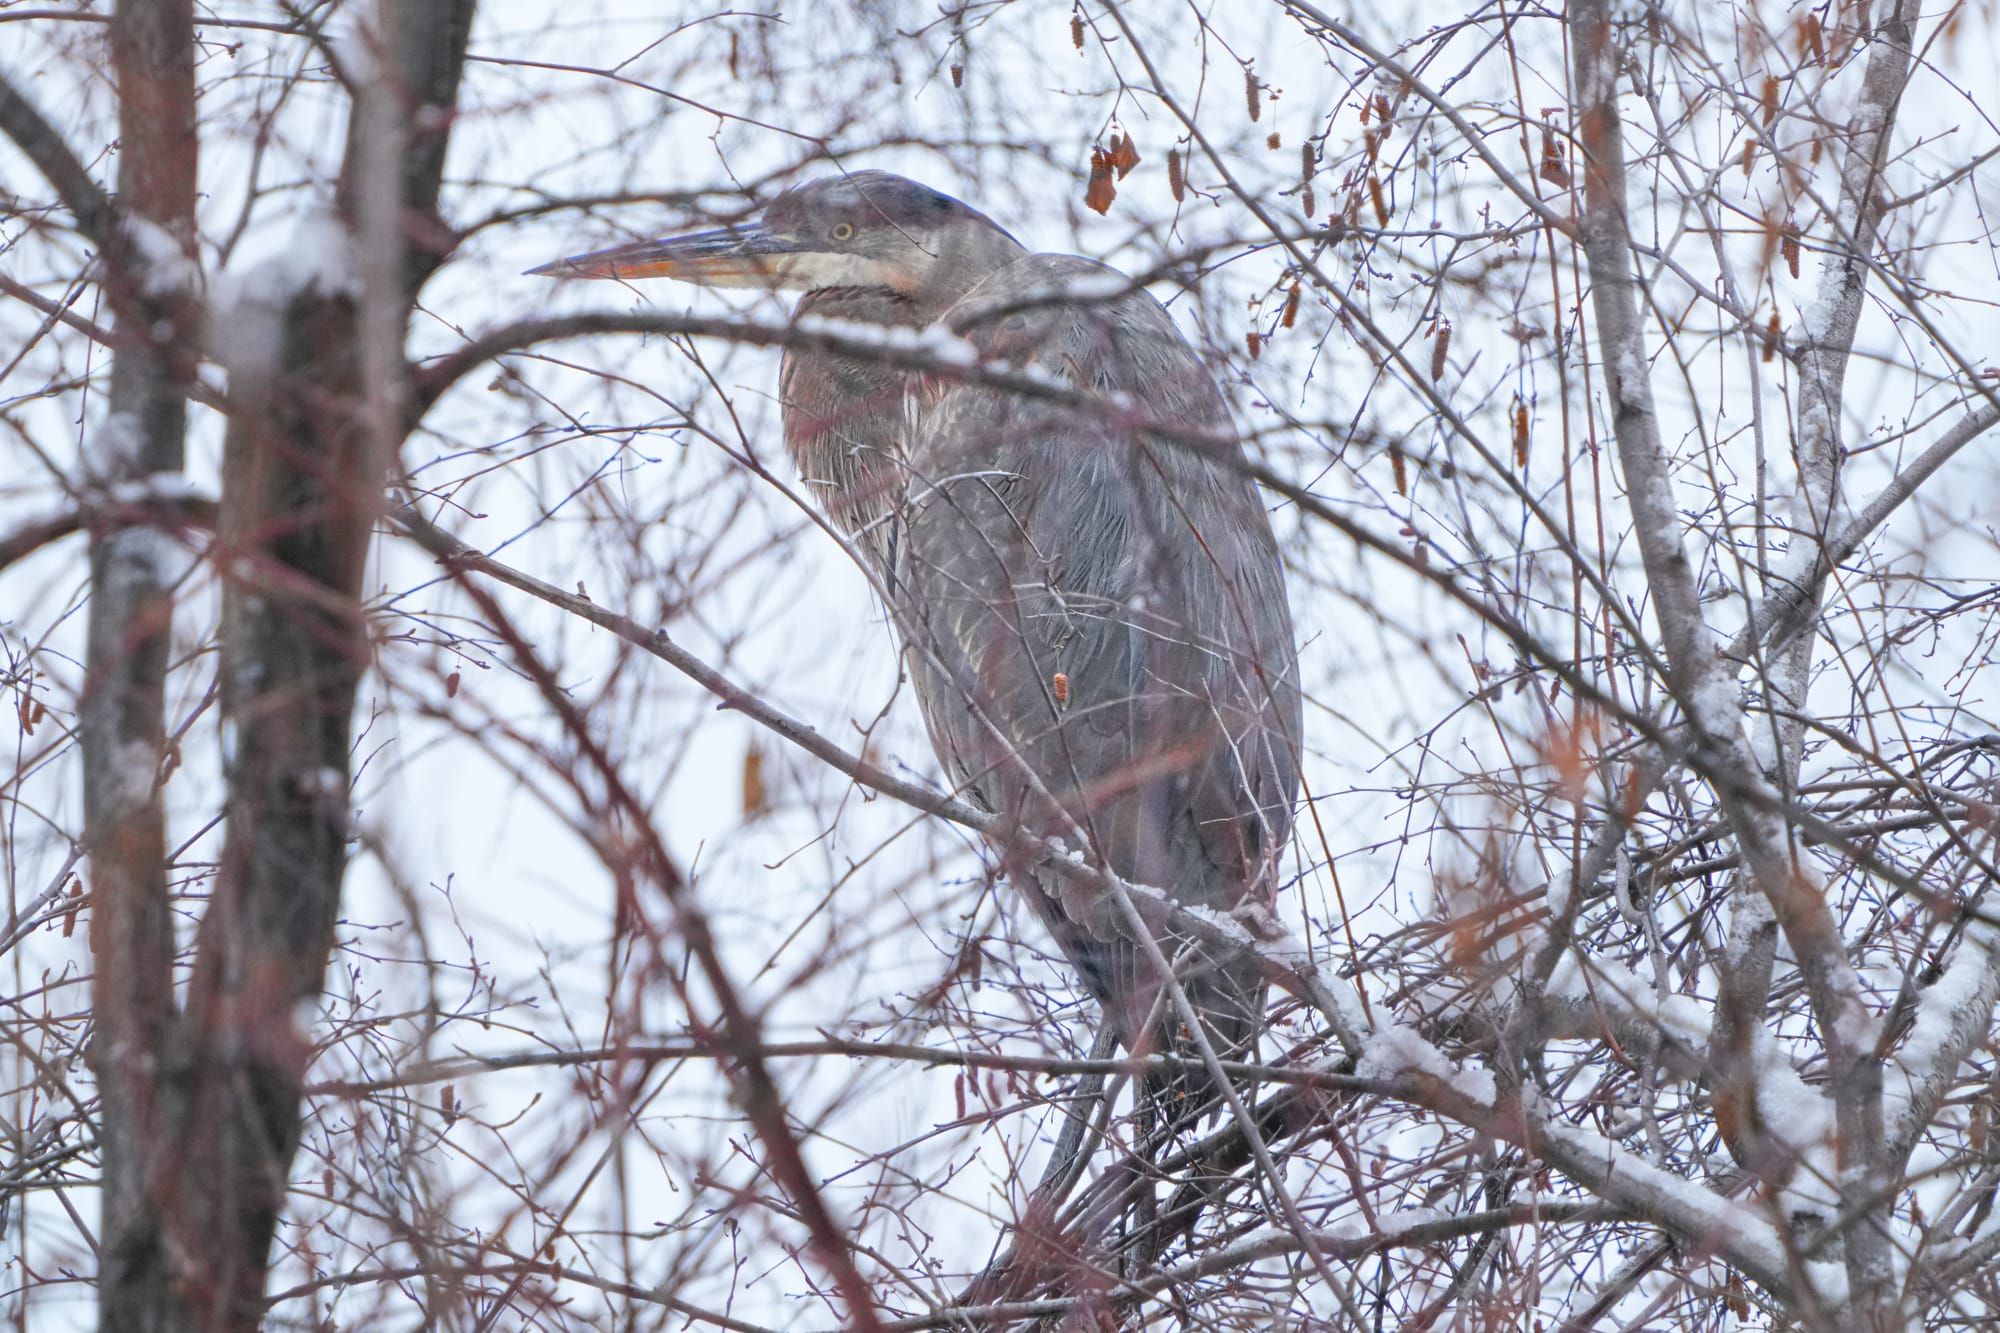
[1031,1021,1121,1199]
[954,1022,1125,1310]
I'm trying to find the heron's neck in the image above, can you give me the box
[920,225,1027,316]
[793,286,921,327]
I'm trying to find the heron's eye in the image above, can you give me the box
[830,222,856,242]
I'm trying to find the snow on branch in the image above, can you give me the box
[210,209,362,378]
[1885,919,2000,1166]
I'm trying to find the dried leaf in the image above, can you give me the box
[1167,147,1185,202]
[1539,126,1571,187]
[1084,146,1117,214]
[1108,132,1140,179]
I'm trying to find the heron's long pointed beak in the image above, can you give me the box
[525,224,794,287]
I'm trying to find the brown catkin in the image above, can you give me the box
[742,746,766,816]
[1167,148,1185,201]
[1430,319,1451,381]
[1245,67,1261,121]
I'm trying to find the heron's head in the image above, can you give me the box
[529,171,1023,303]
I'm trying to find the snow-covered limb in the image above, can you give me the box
[86,410,146,478]
[1569,8,1919,1318]
[210,209,362,378]
[1358,1021,1494,1105]
[1884,917,2000,1168]
[1571,0,1875,1042]
[1524,951,1710,1080]
[1534,1110,1846,1309]
[1355,1025,1819,1307]
[1748,1032,1842,1226]
[123,216,204,302]
[102,474,217,508]
[1789,0,1915,554]
[94,524,189,603]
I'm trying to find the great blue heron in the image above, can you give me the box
[533,170,1301,1111]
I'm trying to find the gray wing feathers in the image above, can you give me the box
[893,254,1301,1068]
